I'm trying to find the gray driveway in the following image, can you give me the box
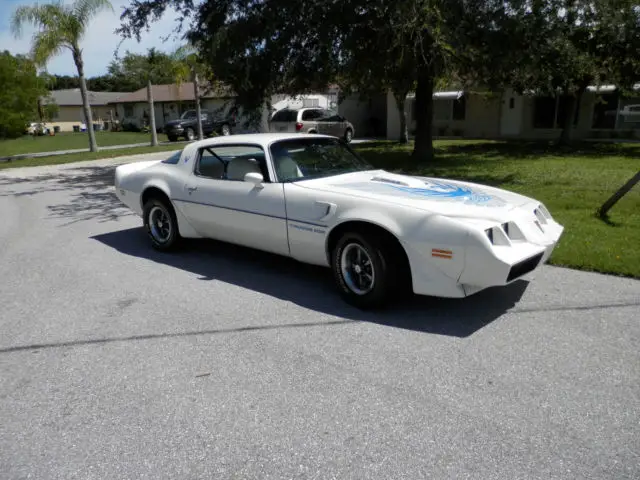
[1,154,639,479]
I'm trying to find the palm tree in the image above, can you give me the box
[172,44,209,141]
[11,0,114,152]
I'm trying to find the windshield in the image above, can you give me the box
[180,110,197,120]
[269,137,372,182]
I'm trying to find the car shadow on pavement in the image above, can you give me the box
[92,227,529,338]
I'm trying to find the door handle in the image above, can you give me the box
[186,185,197,194]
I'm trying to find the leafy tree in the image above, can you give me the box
[117,0,499,161]
[11,0,114,152]
[0,51,47,139]
[49,74,80,89]
[117,0,639,157]
[108,48,178,92]
[111,47,182,144]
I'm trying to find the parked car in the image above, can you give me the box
[114,133,564,310]
[164,109,235,141]
[26,122,50,136]
[270,107,355,143]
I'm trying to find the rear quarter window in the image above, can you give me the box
[162,150,182,164]
[272,109,299,122]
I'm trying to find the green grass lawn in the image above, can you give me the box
[0,131,170,156]
[0,144,181,170]
[353,140,640,279]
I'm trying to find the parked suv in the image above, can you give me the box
[269,107,355,143]
[164,109,235,141]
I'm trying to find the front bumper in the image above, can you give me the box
[406,207,563,298]
[165,126,184,135]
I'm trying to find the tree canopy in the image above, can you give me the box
[117,0,640,157]
[0,51,48,139]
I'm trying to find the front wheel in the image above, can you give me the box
[142,198,181,251]
[331,231,401,309]
[184,128,195,141]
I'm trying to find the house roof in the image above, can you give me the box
[112,82,234,104]
[43,89,128,106]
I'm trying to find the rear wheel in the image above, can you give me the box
[331,230,405,309]
[142,197,181,251]
[184,128,195,141]
[344,128,353,143]
[221,123,231,136]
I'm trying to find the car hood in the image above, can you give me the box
[165,119,187,127]
[294,170,538,221]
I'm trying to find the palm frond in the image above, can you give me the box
[74,0,114,30]
[11,2,64,37]
[31,29,68,66]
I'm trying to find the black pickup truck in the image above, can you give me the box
[164,109,235,141]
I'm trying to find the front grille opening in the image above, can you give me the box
[486,228,494,244]
[534,208,548,225]
[507,252,544,282]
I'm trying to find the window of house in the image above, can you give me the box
[124,105,133,117]
[556,95,580,127]
[452,96,466,120]
[533,96,557,128]
[592,93,618,129]
[302,98,320,107]
[534,94,581,129]
[411,95,466,122]
[433,99,452,121]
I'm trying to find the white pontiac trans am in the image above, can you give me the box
[114,133,563,309]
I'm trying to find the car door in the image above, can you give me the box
[200,110,214,134]
[317,109,340,136]
[175,144,290,256]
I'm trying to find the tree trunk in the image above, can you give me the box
[411,68,434,162]
[394,91,409,144]
[558,86,585,146]
[147,79,158,146]
[598,170,640,218]
[73,48,98,152]
[193,70,203,140]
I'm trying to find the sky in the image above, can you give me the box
[0,0,184,77]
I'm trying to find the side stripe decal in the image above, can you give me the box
[173,197,328,228]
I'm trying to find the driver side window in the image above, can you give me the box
[195,145,270,181]
[195,150,225,179]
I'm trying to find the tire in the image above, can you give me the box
[344,128,353,143]
[184,128,195,141]
[221,123,231,136]
[142,197,181,251]
[331,230,405,309]
[167,135,177,142]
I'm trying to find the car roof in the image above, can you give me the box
[186,132,336,149]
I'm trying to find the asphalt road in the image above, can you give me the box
[1,154,639,479]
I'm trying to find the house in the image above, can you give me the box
[109,82,244,131]
[41,89,128,132]
[385,85,640,141]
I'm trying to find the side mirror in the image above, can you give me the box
[244,172,264,187]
